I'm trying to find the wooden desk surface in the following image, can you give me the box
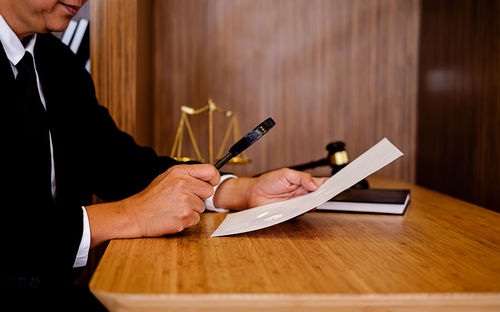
[90,176,500,311]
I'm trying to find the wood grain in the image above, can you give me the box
[90,0,153,146]
[417,0,500,212]
[90,175,500,311]
[152,0,419,181]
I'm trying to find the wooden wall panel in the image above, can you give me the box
[90,0,153,146]
[417,0,500,211]
[152,0,419,180]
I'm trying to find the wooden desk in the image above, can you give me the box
[90,176,500,311]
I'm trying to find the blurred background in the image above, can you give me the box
[86,0,499,212]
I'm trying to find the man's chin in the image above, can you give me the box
[46,18,73,33]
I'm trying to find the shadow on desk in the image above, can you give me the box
[202,210,407,241]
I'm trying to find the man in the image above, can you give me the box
[0,0,325,302]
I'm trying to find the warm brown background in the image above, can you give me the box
[152,0,419,181]
[417,0,500,213]
[90,0,499,212]
[90,0,153,146]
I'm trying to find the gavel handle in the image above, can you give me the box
[289,158,330,171]
[290,159,369,189]
[252,158,330,177]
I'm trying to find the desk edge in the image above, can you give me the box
[90,290,500,312]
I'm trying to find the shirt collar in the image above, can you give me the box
[0,14,37,66]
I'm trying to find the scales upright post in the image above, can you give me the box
[170,99,251,165]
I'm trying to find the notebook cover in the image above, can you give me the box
[330,188,410,204]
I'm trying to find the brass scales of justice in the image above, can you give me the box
[170,99,251,165]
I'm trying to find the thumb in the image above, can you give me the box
[313,177,328,187]
[184,164,221,186]
[283,169,319,192]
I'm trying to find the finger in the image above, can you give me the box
[291,187,310,197]
[184,209,201,229]
[283,169,319,192]
[312,177,328,187]
[179,192,206,214]
[167,164,218,185]
[180,177,215,201]
[174,200,203,232]
[190,195,206,214]
[183,164,221,186]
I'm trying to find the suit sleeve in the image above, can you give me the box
[72,62,182,201]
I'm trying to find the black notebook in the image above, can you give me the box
[317,188,410,215]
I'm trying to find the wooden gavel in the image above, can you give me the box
[289,141,369,189]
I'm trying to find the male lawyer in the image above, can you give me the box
[0,0,325,298]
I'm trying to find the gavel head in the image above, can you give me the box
[325,141,349,175]
[325,141,369,189]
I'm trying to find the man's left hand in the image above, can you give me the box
[213,168,327,210]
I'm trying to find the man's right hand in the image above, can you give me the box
[125,164,220,237]
[86,164,220,247]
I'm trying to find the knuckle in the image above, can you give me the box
[177,192,191,204]
[174,178,188,190]
[166,165,179,174]
[173,178,193,193]
[168,165,186,176]
[278,168,291,175]
[180,206,192,219]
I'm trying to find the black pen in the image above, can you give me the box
[214,118,276,170]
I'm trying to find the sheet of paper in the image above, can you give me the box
[211,138,403,237]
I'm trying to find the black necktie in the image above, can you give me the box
[16,52,52,201]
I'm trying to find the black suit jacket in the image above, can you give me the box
[0,34,181,288]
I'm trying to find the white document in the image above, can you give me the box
[211,138,403,237]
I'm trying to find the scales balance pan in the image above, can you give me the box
[170,99,252,165]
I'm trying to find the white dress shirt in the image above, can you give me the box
[0,14,234,269]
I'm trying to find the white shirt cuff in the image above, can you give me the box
[205,174,237,212]
[73,206,91,268]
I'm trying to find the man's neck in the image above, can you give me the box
[0,5,36,40]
